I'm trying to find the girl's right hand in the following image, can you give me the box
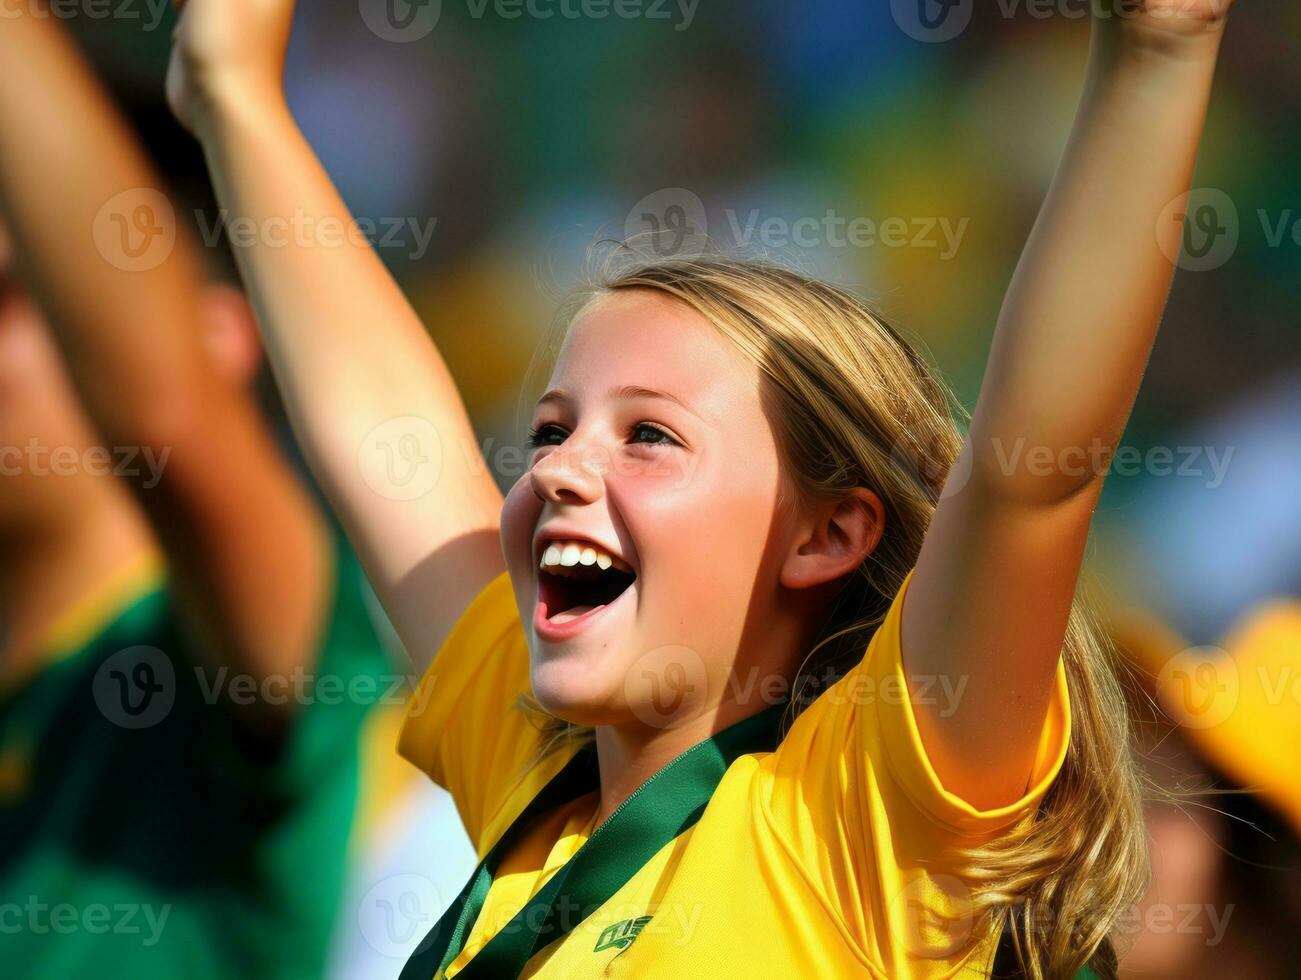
[165,0,298,134]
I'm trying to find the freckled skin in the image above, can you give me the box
[499,289,813,732]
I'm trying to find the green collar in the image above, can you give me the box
[401,703,786,980]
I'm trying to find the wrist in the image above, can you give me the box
[186,73,293,148]
[1091,4,1230,62]
[1091,17,1227,70]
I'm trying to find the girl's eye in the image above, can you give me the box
[629,422,679,447]
[526,424,566,449]
[524,422,682,450]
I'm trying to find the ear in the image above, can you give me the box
[779,487,885,591]
[199,284,262,387]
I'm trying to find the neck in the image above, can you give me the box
[587,583,823,828]
[0,479,156,679]
[589,697,769,828]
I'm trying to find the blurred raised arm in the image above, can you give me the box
[0,6,330,730]
[165,0,506,671]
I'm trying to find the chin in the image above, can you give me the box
[529,658,627,728]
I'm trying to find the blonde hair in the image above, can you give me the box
[518,249,1148,979]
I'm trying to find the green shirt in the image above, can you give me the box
[0,537,390,979]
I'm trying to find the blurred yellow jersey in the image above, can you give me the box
[398,570,1071,979]
[1183,599,1301,838]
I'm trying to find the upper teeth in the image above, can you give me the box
[539,540,631,573]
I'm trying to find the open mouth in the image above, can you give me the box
[537,557,637,625]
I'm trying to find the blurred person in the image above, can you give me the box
[324,697,478,980]
[323,594,478,979]
[0,10,406,978]
[164,1,1237,978]
[1107,602,1301,979]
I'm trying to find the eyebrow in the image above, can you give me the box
[536,384,707,421]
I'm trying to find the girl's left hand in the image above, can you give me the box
[165,0,298,136]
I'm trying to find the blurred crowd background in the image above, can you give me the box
[30,1,1301,977]
[73,0,1301,644]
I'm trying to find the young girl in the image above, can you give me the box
[165,1,1237,975]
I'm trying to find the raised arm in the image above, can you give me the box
[902,2,1234,807]
[0,7,330,728]
[165,0,506,669]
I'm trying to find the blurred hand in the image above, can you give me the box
[1097,0,1236,40]
[1108,0,1238,30]
[165,0,298,134]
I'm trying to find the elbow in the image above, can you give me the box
[965,434,1112,507]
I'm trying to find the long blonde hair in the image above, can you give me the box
[519,250,1148,979]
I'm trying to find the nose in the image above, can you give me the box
[530,442,605,506]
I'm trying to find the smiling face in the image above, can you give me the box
[499,288,816,731]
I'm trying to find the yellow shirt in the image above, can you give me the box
[398,570,1071,978]
[1178,599,1301,838]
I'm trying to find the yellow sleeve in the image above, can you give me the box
[760,568,1071,963]
[396,570,548,854]
[867,570,1072,836]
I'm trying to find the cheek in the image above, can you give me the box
[618,451,782,636]
[499,473,542,581]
